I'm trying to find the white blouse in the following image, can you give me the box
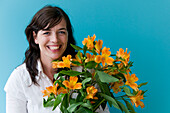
[4,60,110,113]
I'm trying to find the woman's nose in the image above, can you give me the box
[51,33,59,42]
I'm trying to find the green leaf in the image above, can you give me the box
[71,61,82,66]
[54,73,59,80]
[99,93,120,110]
[60,106,68,113]
[90,48,97,55]
[85,61,97,69]
[83,44,88,55]
[79,88,85,97]
[81,103,93,109]
[60,94,69,113]
[71,44,83,51]
[123,86,134,96]
[76,93,84,102]
[115,73,126,83]
[67,102,83,113]
[59,70,84,76]
[141,90,148,95]
[123,99,136,113]
[82,77,92,88]
[75,107,93,113]
[82,71,92,78]
[48,94,55,101]
[52,94,65,111]
[138,82,148,88]
[43,94,55,107]
[43,98,54,107]
[96,70,119,83]
[70,98,76,105]
[54,78,65,88]
[95,74,111,97]
[116,100,130,113]
[77,51,82,60]
[95,74,112,107]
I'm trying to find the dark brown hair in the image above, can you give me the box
[24,5,76,85]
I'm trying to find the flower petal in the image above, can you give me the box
[73,83,82,89]
[62,80,70,88]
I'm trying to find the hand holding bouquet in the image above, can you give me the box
[42,34,147,113]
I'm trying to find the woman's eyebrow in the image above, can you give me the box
[42,28,67,31]
[58,28,67,30]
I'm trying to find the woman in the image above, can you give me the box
[4,5,109,113]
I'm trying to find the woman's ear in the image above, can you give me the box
[33,31,38,44]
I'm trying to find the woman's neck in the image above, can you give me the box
[40,56,56,82]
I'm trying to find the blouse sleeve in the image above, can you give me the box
[4,68,27,113]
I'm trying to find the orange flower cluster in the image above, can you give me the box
[41,83,67,97]
[52,55,72,68]
[42,35,146,112]
[81,35,115,67]
[42,76,82,98]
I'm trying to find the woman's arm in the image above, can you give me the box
[6,93,27,113]
[4,68,27,113]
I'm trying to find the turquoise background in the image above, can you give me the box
[0,0,170,113]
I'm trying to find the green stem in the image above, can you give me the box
[93,99,105,111]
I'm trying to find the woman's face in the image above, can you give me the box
[34,19,68,61]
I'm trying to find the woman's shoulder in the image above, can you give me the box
[5,63,32,90]
[12,63,29,78]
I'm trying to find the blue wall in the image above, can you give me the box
[0,0,169,113]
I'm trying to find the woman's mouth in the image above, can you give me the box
[47,45,61,51]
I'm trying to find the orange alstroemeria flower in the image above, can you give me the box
[95,47,114,66]
[95,40,103,54]
[62,76,82,90]
[41,89,51,97]
[124,73,139,91]
[129,90,145,108]
[111,79,124,94]
[116,48,130,66]
[74,52,83,64]
[86,86,98,100]
[41,83,67,97]
[82,34,96,50]
[52,55,72,68]
[62,55,72,68]
[85,53,95,62]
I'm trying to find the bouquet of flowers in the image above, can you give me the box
[41,34,147,113]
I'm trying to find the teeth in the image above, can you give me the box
[49,46,59,50]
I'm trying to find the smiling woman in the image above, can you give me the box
[24,6,76,84]
[4,5,77,113]
[4,5,109,113]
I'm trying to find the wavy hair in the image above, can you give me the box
[24,5,76,85]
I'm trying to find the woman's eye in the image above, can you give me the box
[58,31,66,34]
[43,32,50,35]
